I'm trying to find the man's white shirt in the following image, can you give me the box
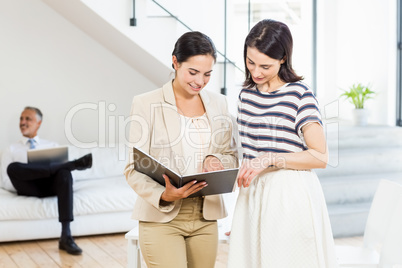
[0,136,58,192]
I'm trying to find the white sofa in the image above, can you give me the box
[0,145,138,242]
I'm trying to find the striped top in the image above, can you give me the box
[237,82,322,160]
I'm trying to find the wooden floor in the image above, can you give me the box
[0,233,363,268]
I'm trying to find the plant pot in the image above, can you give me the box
[353,108,369,126]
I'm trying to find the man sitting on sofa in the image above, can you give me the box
[0,106,92,255]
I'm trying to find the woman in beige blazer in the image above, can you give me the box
[124,31,238,268]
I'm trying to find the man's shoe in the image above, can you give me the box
[59,236,83,255]
[74,153,92,170]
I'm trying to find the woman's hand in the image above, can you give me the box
[237,154,272,188]
[202,156,224,172]
[160,174,207,202]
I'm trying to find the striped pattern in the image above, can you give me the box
[237,82,322,159]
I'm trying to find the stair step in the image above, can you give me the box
[326,124,402,149]
[322,173,402,237]
[319,172,402,205]
[317,146,402,177]
[319,125,402,237]
[327,202,371,238]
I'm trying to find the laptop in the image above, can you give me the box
[27,146,69,165]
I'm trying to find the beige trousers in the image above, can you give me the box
[139,197,218,268]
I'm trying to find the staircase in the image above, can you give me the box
[42,0,244,97]
[317,124,402,237]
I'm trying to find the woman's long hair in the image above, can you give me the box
[243,19,303,89]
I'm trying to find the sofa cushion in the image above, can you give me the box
[69,144,128,181]
[0,176,136,221]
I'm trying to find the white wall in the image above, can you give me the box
[1,0,398,155]
[0,0,157,151]
[80,0,228,96]
[317,0,397,126]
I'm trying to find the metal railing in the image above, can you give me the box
[397,0,402,126]
[130,0,245,95]
[130,0,319,98]
[130,0,136,26]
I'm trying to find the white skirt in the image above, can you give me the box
[227,169,338,268]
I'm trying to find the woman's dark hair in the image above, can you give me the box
[172,31,217,68]
[243,19,303,89]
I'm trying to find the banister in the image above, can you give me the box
[150,0,245,92]
[130,0,136,26]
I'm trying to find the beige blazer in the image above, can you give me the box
[124,81,238,222]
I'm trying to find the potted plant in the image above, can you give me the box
[340,83,376,126]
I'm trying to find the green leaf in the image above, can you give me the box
[340,83,376,109]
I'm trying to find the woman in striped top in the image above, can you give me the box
[227,19,338,267]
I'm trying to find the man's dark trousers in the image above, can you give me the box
[7,162,73,222]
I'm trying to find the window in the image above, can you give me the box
[397,0,402,126]
[229,0,314,87]
[146,0,316,115]
[224,0,315,115]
